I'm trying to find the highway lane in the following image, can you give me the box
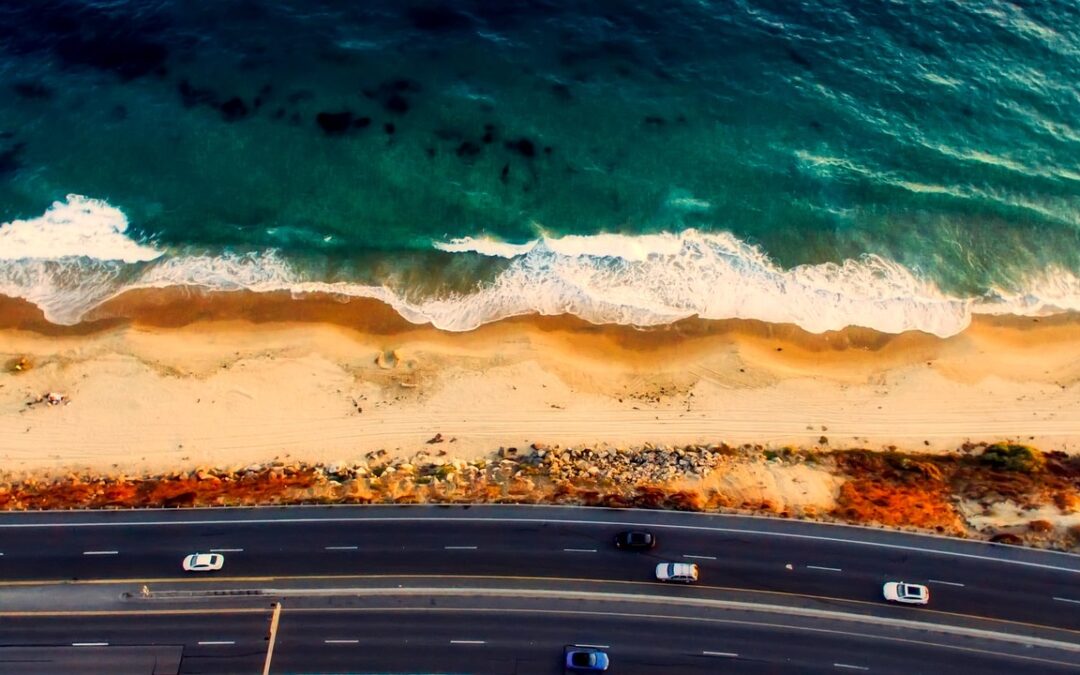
[0,610,267,674]
[1,602,1077,675]
[0,507,1077,632]
[274,605,1080,675]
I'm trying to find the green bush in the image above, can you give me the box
[978,443,1044,473]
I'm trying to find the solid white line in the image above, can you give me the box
[1053,596,1080,604]
[82,550,118,556]
[575,644,610,649]
[807,565,842,572]
[72,642,108,647]
[198,640,235,646]
[6,514,1076,574]
[450,640,486,644]
[210,548,243,552]
[324,639,359,644]
[563,548,598,553]
[683,554,716,560]
[703,650,738,657]
[834,664,869,671]
[444,546,478,550]
[325,546,358,551]
[929,579,965,587]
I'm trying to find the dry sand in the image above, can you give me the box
[1,293,1079,476]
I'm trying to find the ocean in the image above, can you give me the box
[0,0,1078,336]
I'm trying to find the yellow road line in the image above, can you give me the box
[0,607,268,618]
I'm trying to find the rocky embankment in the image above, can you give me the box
[0,442,1077,551]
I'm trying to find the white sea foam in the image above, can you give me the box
[976,268,1080,316]
[0,258,129,325]
[427,229,972,336]
[435,231,690,262]
[0,195,163,262]
[434,236,535,258]
[2,198,1079,335]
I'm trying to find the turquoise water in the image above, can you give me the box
[0,0,1078,334]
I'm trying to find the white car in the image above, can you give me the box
[883,581,929,605]
[182,553,225,572]
[655,562,699,583]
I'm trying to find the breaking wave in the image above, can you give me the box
[2,196,1079,336]
[0,195,162,263]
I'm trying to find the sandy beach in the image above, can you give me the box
[1,291,1078,477]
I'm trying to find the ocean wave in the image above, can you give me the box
[437,231,692,262]
[2,197,1078,336]
[431,230,972,336]
[0,195,163,263]
[434,236,534,258]
[977,268,1080,316]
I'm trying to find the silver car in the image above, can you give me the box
[655,562,699,583]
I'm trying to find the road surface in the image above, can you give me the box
[0,505,1077,673]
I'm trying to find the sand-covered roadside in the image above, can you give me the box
[1,291,1079,477]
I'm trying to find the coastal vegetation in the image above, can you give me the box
[2,441,1076,552]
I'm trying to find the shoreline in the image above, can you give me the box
[7,287,1080,342]
[2,289,1079,477]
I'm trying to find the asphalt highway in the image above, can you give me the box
[0,506,1077,630]
[1,602,1077,674]
[0,505,1077,673]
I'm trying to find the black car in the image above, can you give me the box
[614,530,656,550]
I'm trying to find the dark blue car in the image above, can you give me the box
[565,648,610,671]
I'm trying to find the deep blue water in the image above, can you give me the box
[0,0,1078,334]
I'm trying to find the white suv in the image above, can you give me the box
[655,562,699,583]
[883,581,929,605]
